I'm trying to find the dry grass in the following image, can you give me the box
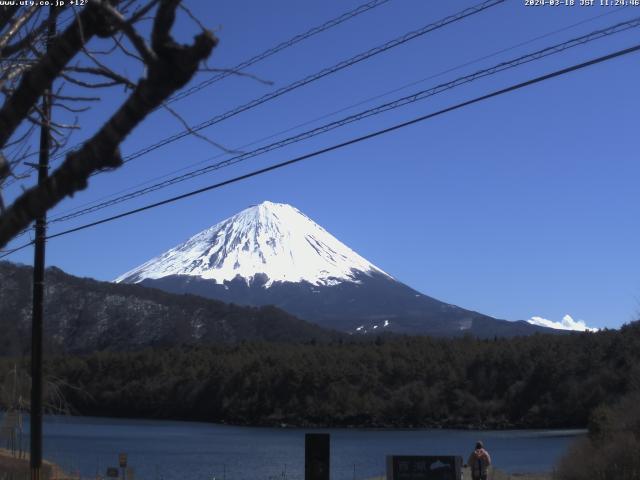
[366,469,551,480]
[367,468,552,480]
[485,468,551,480]
[462,468,551,480]
[0,448,76,480]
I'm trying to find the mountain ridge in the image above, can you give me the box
[117,201,557,338]
[0,261,339,356]
[116,201,389,287]
[139,271,554,338]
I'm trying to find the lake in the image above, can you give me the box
[5,415,584,480]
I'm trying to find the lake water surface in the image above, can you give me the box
[9,415,584,480]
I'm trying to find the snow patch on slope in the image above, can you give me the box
[116,201,391,288]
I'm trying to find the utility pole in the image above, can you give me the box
[31,7,55,480]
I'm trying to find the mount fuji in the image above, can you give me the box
[116,201,551,337]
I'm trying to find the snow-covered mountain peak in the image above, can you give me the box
[115,201,391,287]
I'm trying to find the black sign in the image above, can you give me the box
[106,467,119,478]
[305,433,330,480]
[386,455,462,480]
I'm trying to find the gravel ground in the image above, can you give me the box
[367,468,552,480]
[463,467,552,480]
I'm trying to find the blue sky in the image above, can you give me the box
[3,0,640,330]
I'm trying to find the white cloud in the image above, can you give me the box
[527,314,599,332]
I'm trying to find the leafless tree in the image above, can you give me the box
[0,363,83,457]
[0,0,217,249]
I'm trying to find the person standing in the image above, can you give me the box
[467,441,491,480]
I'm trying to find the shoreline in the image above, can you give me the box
[4,410,588,434]
[1,449,553,480]
[1,413,570,479]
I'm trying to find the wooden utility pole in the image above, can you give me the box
[31,7,55,480]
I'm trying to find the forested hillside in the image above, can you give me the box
[2,322,637,429]
[556,390,640,479]
[0,261,338,356]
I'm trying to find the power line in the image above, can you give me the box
[6,12,638,243]
[3,40,637,258]
[33,0,503,178]
[6,0,393,184]
[3,0,506,242]
[0,244,29,258]
[43,17,640,226]
[4,0,503,191]
[117,0,505,165]
[165,0,393,106]
[47,5,632,223]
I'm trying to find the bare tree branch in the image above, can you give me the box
[52,102,91,114]
[0,5,38,52]
[60,71,128,89]
[95,0,156,64]
[0,0,217,248]
[128,0,161,25]
[64,65,135,88]
[85,38,119,56]
[0,153,8,183]
[0,7,18,33]
[27,114,64,137]
[0,1,121,149]
[112,33,143,62]
[0,61,32,88]
[161,101,239,154]
[178,2,207,33]
[1,12,52,57]
[3,121,36,149]
[52,93,101,102]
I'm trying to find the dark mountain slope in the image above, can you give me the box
[0,261,338,356]
[116,201,557,338]
[141,271,555,338]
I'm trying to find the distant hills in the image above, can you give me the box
[118,201,555,338]
[0,203,560,357]
[5,256,628,430]
[0,261,337,356]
